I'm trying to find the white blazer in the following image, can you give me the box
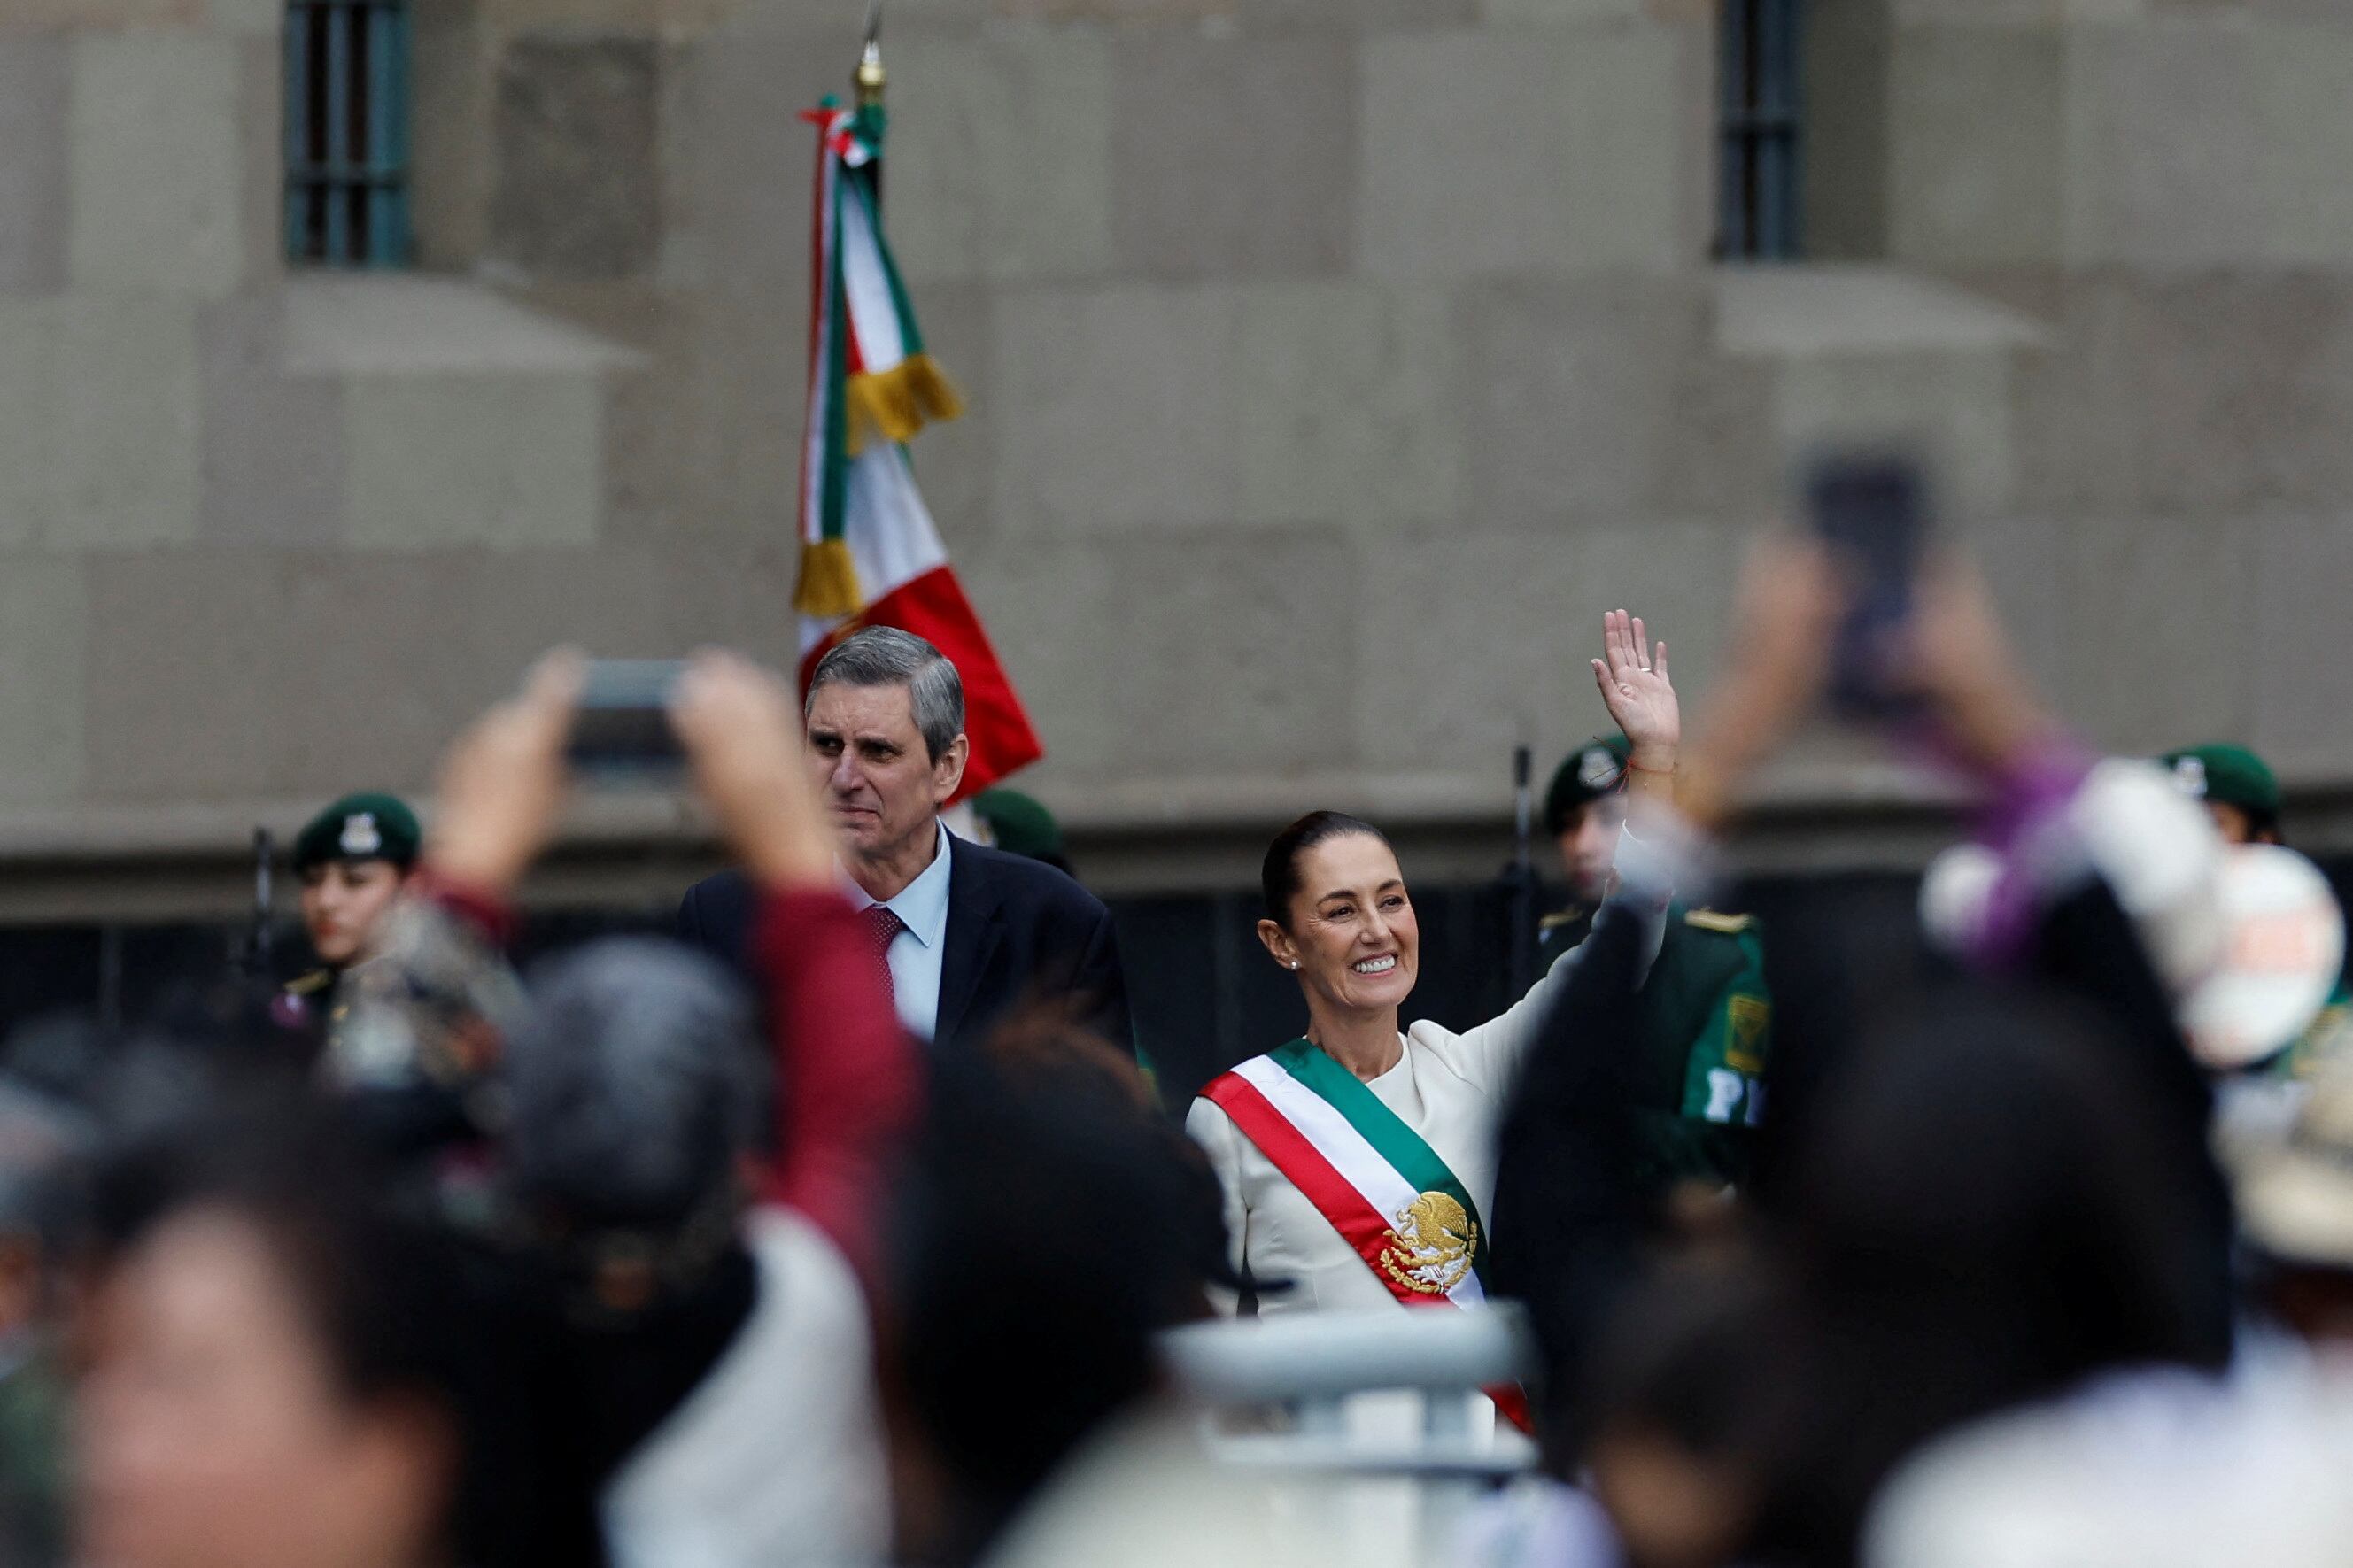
[1186,943,1592,1317]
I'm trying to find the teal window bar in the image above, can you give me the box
[284,0,410,266]
[1719,0,1802,260]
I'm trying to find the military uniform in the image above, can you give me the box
[0,1349,66,1567]
[971,787,1072,876]
[278,792,422,1061]
[1540,738,1772,1191]
[2162,743,2353,1083]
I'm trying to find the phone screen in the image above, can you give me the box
[565,659,687,770]
[1807,454,1928,720]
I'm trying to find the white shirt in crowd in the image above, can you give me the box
[601,1207,891,1568]
[1867,1348,2353,1568]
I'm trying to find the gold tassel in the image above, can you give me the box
[844,354,968,454]
[793,537,865,618]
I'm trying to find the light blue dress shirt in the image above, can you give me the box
[848,822,954,1041]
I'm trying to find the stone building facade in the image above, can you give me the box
[6,0,2353,923]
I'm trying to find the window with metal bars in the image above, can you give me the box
[1718,0,1803,260]
[283,0,411,266]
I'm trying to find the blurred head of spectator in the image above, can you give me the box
[292,793,422,969]
[806,628,970,890]
[972,789,1072,877]
[499,937,770,1474]
[884,1016,1219,1564]
[1545,735,1633,902]
[75,1104,545,1568]
[1582,1261,1800,1568]
[504,938,764,1292]
[1761,982,2229,1564]
[2161,745,2282,847]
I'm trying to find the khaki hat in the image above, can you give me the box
[2236,1064,2353,1269]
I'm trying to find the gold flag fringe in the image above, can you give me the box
[793,537,865,618]
[844,355,967,454]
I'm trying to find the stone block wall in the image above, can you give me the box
[8,0,2353,915]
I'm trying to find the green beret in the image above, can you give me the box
[973,788,1064,863]
[292,792,421,872]
[1544,735,1632,836]
[2160,745,2281,816]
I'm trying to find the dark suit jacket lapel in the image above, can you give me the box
[933,840,1003,1052]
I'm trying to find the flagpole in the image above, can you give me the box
[856,1,886,201]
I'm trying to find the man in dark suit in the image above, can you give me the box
[677,627,1130,1056]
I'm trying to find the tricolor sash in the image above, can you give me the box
[1203,1039,1492,1307]
[1204,1039,1533,1431]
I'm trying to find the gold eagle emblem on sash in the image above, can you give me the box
[1378,1192,1478,1295]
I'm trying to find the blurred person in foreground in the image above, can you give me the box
[73,1104,574,1568]
[883,1015,1357,1568]
[1483,539,2238,1568]
[677,627,1131,1055]
[1537,717,1771,1193]
[0,1079,90,1567]
[1864,1049,2353,1568]
[2160,741,2353,1083]
[411,649,919,1568]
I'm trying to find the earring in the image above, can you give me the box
[1289,961,1299,970]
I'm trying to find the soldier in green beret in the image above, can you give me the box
[1538,727,1771,1192]
[971,787,1072,877]
[2161,743,2284,847]
[281,792,422,1044]
[2163,742,2352,1080]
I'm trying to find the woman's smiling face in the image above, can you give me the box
[1264,832,1420,1016]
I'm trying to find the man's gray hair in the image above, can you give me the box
[806,626,966,762]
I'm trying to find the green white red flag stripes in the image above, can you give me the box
[1204,1042,1491,1307]
[1202,1040,1534,1432]
[793,98,1041,798]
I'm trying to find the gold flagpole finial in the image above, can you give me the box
[855,0,886,107]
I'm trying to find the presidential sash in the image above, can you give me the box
[1203,1039,1492,1307]
[1204,1039,1532,1429]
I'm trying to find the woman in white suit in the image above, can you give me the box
[1186,611,1682,1320]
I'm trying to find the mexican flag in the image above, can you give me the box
[793,98,1042,796]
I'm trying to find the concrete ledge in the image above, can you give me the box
[17,767,2353,921]
[1715,264,2049,359]
[281,274,645,377]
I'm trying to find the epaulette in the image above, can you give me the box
[1538,908,1589,933]
[283,969,334,997]
[1684,909,1755,934]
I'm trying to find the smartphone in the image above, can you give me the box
[1806,452,1930,720]
[564,660,686,770]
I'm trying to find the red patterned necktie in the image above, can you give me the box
[860,903,904,1005]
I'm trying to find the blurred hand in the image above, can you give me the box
[427,650,585,894]
[1591,608,1680,769]
[1729,533,1843,733]
[670,651,835,890]
[1679,535,1843,826]
[1897,556,2050,771]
